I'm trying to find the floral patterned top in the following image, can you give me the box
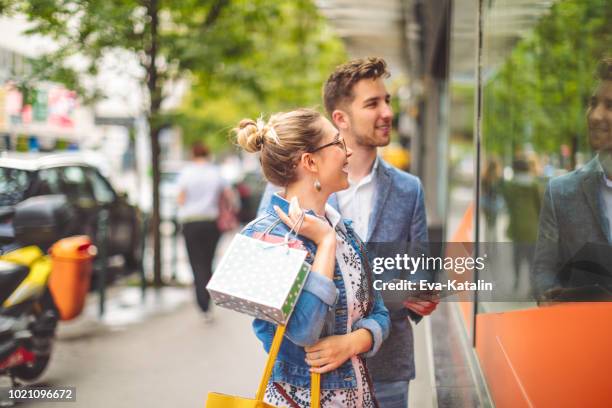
[264,211,378,408]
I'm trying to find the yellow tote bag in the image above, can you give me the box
[206,325,321,408]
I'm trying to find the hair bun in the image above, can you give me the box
[235,119,265,153]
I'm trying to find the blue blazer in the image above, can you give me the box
[533,157,612,296]
[258,157,428,382]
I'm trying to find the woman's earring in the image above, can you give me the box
[314,179,322,192]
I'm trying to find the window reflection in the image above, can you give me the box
[478,0,612,310]
[532,58,612,302]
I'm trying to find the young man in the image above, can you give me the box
[532,57,612,299]
[258,57,438,407]
[323,57,437,407]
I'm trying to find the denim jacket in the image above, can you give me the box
[242,194,390,390]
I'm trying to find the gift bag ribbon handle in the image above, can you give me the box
[255,324,321,408]
[261,210,306,249]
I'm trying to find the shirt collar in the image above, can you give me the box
[366,156,380,179]
[596,155,604,172]
[324,203,343,230]
[372,155,380,171]
[595,155,612,187]
[348,156,379,187]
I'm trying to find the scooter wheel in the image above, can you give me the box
[10,357,51,381]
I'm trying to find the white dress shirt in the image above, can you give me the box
[336,157,379,241]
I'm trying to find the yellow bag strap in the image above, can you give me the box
[311,369,321,408]
[255,324,321,408]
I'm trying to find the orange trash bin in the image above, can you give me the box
[49,236,96,321]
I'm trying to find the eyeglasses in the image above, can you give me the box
[309,135,347,154]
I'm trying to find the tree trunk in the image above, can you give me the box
[150,126,162,287]
[147,0,163,287]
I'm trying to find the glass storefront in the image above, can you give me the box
[445,0,612,405]
[479,0,611,311]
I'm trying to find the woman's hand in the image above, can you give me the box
[273,197,335,246]
[304,330,372,374]
[304,335,354,374]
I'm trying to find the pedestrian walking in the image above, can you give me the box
[177,142,226,319]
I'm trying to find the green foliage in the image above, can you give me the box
[482,0,612,158]
[0,0,17,15]
[6,1,284,108]
[5,0,346,152]
[176,0,346,150]
[3,0,346,284]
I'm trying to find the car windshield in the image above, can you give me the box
[0,167,33,206]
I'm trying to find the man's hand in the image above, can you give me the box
[537,287,573,306]
[403,298,439,316]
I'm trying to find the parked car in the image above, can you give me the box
[0,152,142,270]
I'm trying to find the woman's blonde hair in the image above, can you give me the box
[235,108,325,186]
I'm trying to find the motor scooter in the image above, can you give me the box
[0,195,78,384]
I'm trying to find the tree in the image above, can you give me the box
[4,0,293,286]
[483,0,612,167]
[173,0,346,150]
[4,0,347,286]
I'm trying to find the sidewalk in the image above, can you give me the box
[30,227,441,407]
[411,316,437,408]
[23,286,266,408]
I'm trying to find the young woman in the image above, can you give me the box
[236,108,390,407]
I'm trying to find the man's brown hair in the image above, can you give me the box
[597,57,612,81]
[323,57,390,117]
[191,141,210,158]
